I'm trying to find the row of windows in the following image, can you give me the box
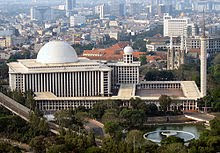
[37,100,99,110]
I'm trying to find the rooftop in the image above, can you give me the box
[8,57,111,74]
[34,81,201,101]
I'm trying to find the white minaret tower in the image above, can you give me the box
[200,12,207,97]
[123,45,134,64]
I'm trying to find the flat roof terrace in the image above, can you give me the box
[136,88,185,98]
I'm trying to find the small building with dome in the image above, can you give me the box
[8,41,202,112]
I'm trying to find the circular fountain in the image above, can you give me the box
[143,130,195,143]
[161,131,178,137]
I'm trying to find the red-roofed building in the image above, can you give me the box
[146,55,162,62]
[82,42,169,63]
[82,42,131,61]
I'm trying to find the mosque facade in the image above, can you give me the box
[8,40,205,112]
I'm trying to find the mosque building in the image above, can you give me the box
[8,39,206,113]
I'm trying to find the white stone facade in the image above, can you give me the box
[7,41,203,112]
[200,36,207,97]
[8,59,112,97]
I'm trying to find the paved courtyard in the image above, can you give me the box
[136,89,185,97]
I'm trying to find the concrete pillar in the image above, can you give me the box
[108,71,111,96]
[66,73,69,97]
[70,73,73,97]
[100,71,104,96]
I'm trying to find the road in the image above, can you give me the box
[0,92,60,134]
[0,92,103,145]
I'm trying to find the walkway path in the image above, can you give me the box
[0,138,32,153]
[184,112,215,124]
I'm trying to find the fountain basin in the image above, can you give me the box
[143,130,195,143]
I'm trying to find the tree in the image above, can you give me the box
[139,54,147,65]
[85,147,104,153]
[47,144,69,153]
[126,130,145,151]
[89,102,107,119]
[146,103,159,116]
[119,109,146,128]
[71,44,94,55]
[30,136,46,153]
[188,138,216,153]
[102,109,119,124]
[161,136,184,145]
[75,111,89,123]
[29,113,49,136]
[158,143,187,153]
[141,141,158,153]
[213,102,220,112]
[25,90,36,110]
[0,63,9,79]
[102,137,119,153]
[133,39,147,52]
[10,90,25,105]
[0,141,21,153]
[63,131,95,153]
[213,53,220,65]
[144,70,175,81]
[54,110,83,129]
[130,98,143,109]
[210,118,220,135]
[213,65,220,83]
[87,132,96,147]
[104,121,121,138]
[7,51,32,62]
[159,95,172,112]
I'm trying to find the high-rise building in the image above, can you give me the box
[70,15,86,27]
[30,6,53,21]
[146,5,152,16]
[66,0,76,11]
[110,0,125,17]
[163,14,190,37]
[95,4,109,19]
[193,1,220,12]
[66,0,76,17]
[127,3,141,16]
[158,4,166,16]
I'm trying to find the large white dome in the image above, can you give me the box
[36,41,78,64]
[124,46,134,54]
